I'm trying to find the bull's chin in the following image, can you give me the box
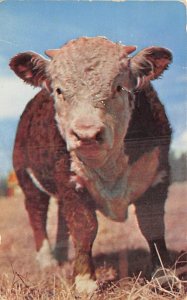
[76,148,108,168]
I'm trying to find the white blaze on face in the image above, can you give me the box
[115,91,133,140]
[36,239,57,269]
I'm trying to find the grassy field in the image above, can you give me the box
[0,182,187,299]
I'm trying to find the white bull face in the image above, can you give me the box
[47,38,137,166]
[53,80,134,167]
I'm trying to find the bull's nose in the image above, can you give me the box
[72,123,105,144]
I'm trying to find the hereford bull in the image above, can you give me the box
[10,36,172,293]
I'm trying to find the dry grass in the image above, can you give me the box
[0,182,187,299]
[0,268,186,300]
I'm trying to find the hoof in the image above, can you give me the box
[151,267,182,291]
[75,273,98,294]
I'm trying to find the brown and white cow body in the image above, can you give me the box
[10,37,172,293]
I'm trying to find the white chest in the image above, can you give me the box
[70,147,161,222]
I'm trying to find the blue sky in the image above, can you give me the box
[0,0,186,175]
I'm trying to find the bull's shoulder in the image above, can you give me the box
[14,89,67,170]
[15,90,55,147]
[125,85,172,163]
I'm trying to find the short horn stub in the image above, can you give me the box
[45,49,61,58]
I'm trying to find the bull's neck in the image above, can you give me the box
[70,142,130,221]
[70,141,160,222]
[70,141,129,191]
[92,144,128,185]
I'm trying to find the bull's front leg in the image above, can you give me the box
[55,158,98,293]
[16,169,57,268]
[60,190,98,294]
[53,201,69,264]
[134,182,171,274]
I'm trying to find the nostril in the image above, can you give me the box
[95,130,103,142]
[72,131,81,141]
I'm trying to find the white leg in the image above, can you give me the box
[36,239,57,268]
[75,273,98,294]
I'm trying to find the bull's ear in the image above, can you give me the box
[130,47,172,86]
[9,52,50,88]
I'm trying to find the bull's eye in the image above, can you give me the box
[116,85,122,92]
[56,88,63,95]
